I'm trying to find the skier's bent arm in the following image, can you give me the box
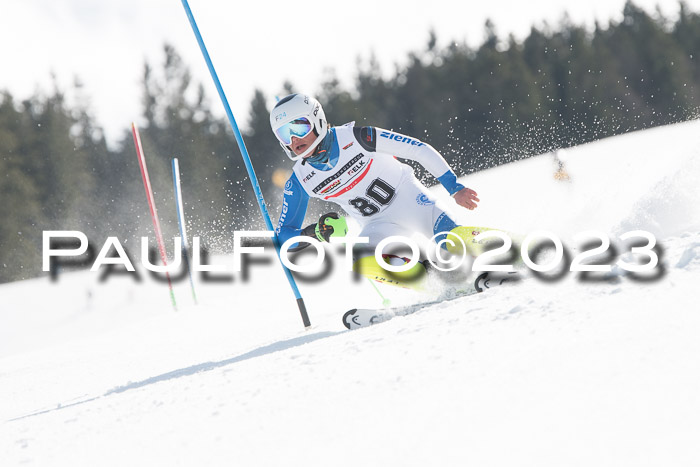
[275,175,349,250]
[275,173,310,247]
[353,126,467,196]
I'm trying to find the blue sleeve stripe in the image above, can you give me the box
[276,173,310,245]
[436,170,466,196]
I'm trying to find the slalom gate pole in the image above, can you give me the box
[180,0,311,328]
[132,123,178,312]
[171,158,198,305]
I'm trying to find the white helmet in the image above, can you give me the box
[270,93,327,161]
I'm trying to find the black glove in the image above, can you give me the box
[301,212,348,242]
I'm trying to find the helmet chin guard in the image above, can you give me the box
[270,94,327,161]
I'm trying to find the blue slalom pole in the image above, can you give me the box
[172,158,198,305]
[180,0,311,327]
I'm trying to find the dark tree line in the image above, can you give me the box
[307,2,700,179]
[1,1,699,283]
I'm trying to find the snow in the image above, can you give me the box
[2,120,700,466]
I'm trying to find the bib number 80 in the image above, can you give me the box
[349,179,395,217]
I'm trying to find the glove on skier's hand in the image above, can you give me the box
[302,212,348,242]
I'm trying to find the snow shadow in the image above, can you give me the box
[9,331,339,422]
[106,331,339,395]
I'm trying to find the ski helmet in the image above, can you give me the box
[270,94,327,161]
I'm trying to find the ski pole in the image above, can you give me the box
[180,0,311,327]
[368,278,392,307]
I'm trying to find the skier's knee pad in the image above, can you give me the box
[353,254,427,290]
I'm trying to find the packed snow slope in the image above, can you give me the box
[2,119,700,466]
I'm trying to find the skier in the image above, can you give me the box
[270,93,481,289]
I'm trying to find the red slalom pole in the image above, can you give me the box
[132,123,178,311]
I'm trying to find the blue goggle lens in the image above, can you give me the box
[276,118,313,145]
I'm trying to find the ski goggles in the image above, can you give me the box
[275,118,314,145]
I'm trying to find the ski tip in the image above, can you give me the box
[343,308,385,330]
[342,309,358,330]
[474,272,489,293]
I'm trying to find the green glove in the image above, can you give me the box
[302,212,348,242]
